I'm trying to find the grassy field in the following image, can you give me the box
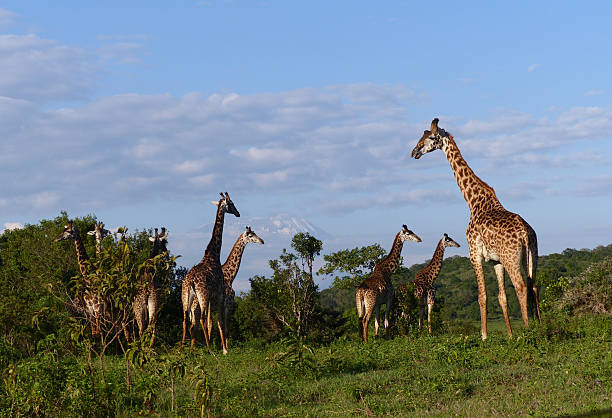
[3,315,610,416]
[66,315,607,417]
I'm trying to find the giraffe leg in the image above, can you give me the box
[134,301,145,340]
[206,310,213,343]
[190,303,200,346]
[493,263,513,337]
[427,291,435,335]
[201,303,211,349]
[362,301,373,343]
[374,305,380,337]
[384,293,392,337]
[427,303,433,334]
[223,296,233,348]
[181,284,193,346]
[362,313,370,343]
[215,297,228,355]
[182,311,188,346]
[469,250,488,340]
[505,262,529,327]
[418,303,424,330]
[147,290,159,346]
[532,285,541,321]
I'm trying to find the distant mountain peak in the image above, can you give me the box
[197,213,330,239]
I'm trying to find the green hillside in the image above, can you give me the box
[320,244,612,322]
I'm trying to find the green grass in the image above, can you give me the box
[3,315,610,417]
[201,317,611,417]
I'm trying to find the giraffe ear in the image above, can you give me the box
[149,236,156,242]
[211,200,220,206]
[87,230,96,236]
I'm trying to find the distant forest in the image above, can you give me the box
[320,244,612,322]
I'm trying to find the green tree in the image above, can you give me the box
[239,233,323,340]
[318,244,386,289]
[291,232,322,278]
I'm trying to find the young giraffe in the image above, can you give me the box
[133,227,168,345]
[411,118,540,339]
[193,226,264,347]
[55,221,106,337]
[412,233,460,334]
[181,192,240,354]
[87,221,111,257]
[356,225,421,342]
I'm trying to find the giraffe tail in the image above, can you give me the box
[524,227,538,282]
[355,289,365,319]
[523,223,541,320]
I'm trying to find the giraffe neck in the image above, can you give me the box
[443,136,504,214]
[73,234,90,282]
[378,232,404,274]
[222,237,247,286]
[151,240,162,258]
[95,238,102,258]
[424,239,446,286]
[204,204,225,261]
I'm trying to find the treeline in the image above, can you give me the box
[319,244,612,323]
[2,212,612,357]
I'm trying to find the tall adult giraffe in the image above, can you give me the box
[181,192,240,354]
[55,221,106,337]
[412,233,460,334]
[133,227,168,345]
[356,225,421,342]
[193,226,264,347]
[411,118,540,339]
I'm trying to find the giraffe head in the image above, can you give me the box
[241,226,264,245]
[441,233,460,248]
[400,225,422,242]
[411,118,452,159]
[55,221,79,242]
[149,227,169,252]
[211,192,240,218]
[87,221,111,242]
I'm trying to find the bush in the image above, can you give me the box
[542,256,612,316]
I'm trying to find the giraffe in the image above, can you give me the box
[133,227,168,345]
[87,221,111,257]
[356,225,421,342]
[55,221,106,337]
[412,233,460,334]
[192,226,265,347]
[411,118,540,339]
[181,192,240,354]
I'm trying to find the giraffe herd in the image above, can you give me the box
[54,117,541,352]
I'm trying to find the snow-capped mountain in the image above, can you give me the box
[195,213,330,240]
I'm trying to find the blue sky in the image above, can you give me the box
[1,1,612,291]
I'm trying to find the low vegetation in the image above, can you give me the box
[0,213,610,416]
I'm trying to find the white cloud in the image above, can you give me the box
[527,63,541,72]
[0,8,17,29]
[230,147,297,164]
[2,222,23,231]
[585,90,604,97]
[2,66,612,218]
[97,41,145,65]
[0,34,94,102]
